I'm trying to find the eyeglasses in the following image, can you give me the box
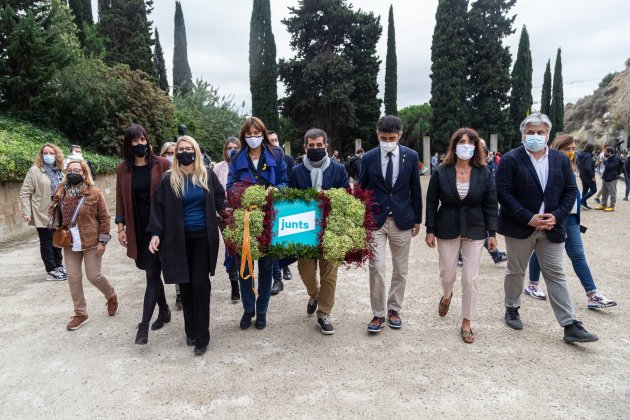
[67,169,84,174]
[177,147,194,153]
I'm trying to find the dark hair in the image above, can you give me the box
[584,143,595,153]
[303,128,328,144]
[199,145,207,154]
[605,146,614,154]
[442,127,486,168]
[267,130,276,135]
[356,148,364,154]
[123,124,155,169]
[376,115,403,133]
[238,116,277,159]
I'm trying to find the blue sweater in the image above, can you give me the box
[182,177,206,231]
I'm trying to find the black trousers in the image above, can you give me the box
[37,227,63,272]
[180,230,211,347]
[140,257,168,324]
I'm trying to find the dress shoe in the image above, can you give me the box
[563,320,599,343]
[282,266,292,280]
[194,345,207,355]
[135,323,149,345]
[255,313,267,329]
[270,279,284,295]
[186,336,195,346]
[151,306,171,330]
[240,311,255,330]
[307,297,318,315]
[505,307,523,330]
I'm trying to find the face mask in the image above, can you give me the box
[176,151,195,166]
[67,173,83,185]
[565,151,575,161]
[306,147,327,162]
[245,136,263,149]
[43,154,56,165]
[132,144,148,157]
[70,152,82,159]
[456,144,475,161]
[165,156,174,163]
[379,140,397,153]
[524,135,546,152]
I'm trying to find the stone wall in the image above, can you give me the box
[0,173,117,242]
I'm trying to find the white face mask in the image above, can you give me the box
[456,144,475,161]
[245,135,264,149]
[43,154,56,165]
[166,155,174,163]
[524,134,547,152]
[379,140,397,154]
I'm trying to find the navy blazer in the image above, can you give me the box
[495,145,577,243]
[289,161,350,190]
[357,144,422,230]
[226,145,288,191]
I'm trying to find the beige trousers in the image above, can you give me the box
[297,259,338,318]
[64,247,115,316]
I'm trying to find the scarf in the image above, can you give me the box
[61,183,88,227]
[43,163,62,198]
[302,155,331,191]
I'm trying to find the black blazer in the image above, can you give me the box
[425,164,497,240]
[357,145,422,230]
[495,146,576,243]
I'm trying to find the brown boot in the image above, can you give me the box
[106,294,119,316]
[67,315,89,330]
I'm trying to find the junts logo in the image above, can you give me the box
[278,211,316,237]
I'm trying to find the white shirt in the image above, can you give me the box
[526,146,549,214]
[380,145,400,187]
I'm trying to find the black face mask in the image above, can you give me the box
[176,151,195,166]
[132,144,148,157]
[67,173,84,186]
[306,147,327,162]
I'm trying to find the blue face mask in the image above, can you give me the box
[524,134,546,152]
[43,154,56,165]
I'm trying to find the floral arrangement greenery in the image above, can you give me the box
[223,183,375,266]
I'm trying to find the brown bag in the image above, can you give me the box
[53,228,72,248]
[49,196,86,248]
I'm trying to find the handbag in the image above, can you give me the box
[51,196,86,248]
[53,228,73,248]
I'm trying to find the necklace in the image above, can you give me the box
[456,165,470,175]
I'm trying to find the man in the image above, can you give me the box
[64,145,96,181]
[289,128,349,334]
[495,112,598,343]
[594,146,622,212]
[358,115,422,333]
[331,149,341,163]
[430,152,439,175]
[344,148,363,182]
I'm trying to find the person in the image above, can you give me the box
[213,137,242,301]
[50,159,118,330]
[160,142,176,164]
[624,153,630,201]
[20,143,67,281]
[495,112,598,343]
[64,145,96,181]
[289,128,350,335]
[330,149,341,163]
[592,146,606,203]
[115,124,172,345]
[594,146,622,211]
[577,143,597,209]
[358,115,422,333]
[345,148,364,182]
[425,128,497,344]
[431,152,439,175]
[226,116,288,330]
[147,136,226,356]
[524,134,616,309]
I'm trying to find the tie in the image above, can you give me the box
[386,152,393,189]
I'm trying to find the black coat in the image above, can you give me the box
[577,151,595,179]
[425,164,498,240]
[147,168,226,284]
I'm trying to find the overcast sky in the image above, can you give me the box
[95,1,630,115]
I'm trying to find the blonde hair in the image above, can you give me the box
[34,143,64,169]
[170,136,209,198]
[160,141,176,156]
[64,160,95,186]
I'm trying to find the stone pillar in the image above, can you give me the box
[283,141,292,157]
[490,134,499,152]
[620,130,628,150]
[355,138,362,153]
[423,136,431,173]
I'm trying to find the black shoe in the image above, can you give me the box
[505,307,523,330]
[135,323,149,345]
[594,197,601,204]
[270,279,284,295]
[194,345,207,355]
[240,311,255,330]
[230,280,240,301]
[307,297,318,315]
[317,315,335,335]
[282,266,292,280]
[255,313,267,329]
[563,320,599,343]
[186,336,195,346]
[492,252,508,264]
[175,294,182,310]
[151,306,171,330]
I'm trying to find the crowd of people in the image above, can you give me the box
[18,112,620,355]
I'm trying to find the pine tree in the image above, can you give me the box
[549,48,564,139]
[173,1,193,95]
[384,4,397,116]
[67,0,93,47]
[249,0,279,131]
[508,25,533,149]
[540,59,552,115]
[153,28,169,92]
[429,0,469,152]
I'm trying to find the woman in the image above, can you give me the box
[160,142,176,164]
[425,128,498,344]
[148,136,225,356]
[213,137,242,301]
[115,124,172,345]
[525,134,617,309]
[20,143,67,281]
[51,160,118,330]
[226,117,288,330]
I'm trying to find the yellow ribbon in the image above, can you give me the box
[240,205,258,298]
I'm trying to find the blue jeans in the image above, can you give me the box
[529,214,596,294]
[239,256,273,314]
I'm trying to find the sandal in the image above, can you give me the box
[460,328,474,344]
[438,292,453,317]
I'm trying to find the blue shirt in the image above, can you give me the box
[182,177,206,231]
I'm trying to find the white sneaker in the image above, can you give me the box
[523,284,546,300]
[588,291,617,309]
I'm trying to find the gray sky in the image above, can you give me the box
[96,1,630,115]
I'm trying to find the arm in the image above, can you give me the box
[95,190,111,256]
[495,155,536,225]
[226,155,237,192]
[288,166,298,189]
[357,154,369,189]
[210,169,226,213]
[147,176,166,239]
[482,169,498,237]
[424,168,440,234]
[340,166,350,189]
[114,164,127,246]
[19,167,36,221]
[275,150,288,188]
[410,153,422,226]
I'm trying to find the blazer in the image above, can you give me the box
[425,164,498,240]
[288,161,350,190]
[226,145,288,191]
[495,145,577,243]
[357,144,422,230]
[20,166,56,228]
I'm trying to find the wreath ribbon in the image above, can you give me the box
[240,205,259,298]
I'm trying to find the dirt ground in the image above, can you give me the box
[1,177,628,419]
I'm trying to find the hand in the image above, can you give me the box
[117,230,127,248]
[95,242,106,257]
[148,236,160,254]
[22,215,31,223]
[487,237,497,252]
[528,213,555,230]
[411,223,420,237]
[425,233,436,248]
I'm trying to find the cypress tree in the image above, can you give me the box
[67,0,93,47]
[173,1,193,95]
[153,28,169,92]
[540,59,552,115]
[429,0,469,152]
[549,48,564,138]
[384,4,397,116]
[508,25,533,149]
[249,0,279,131]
